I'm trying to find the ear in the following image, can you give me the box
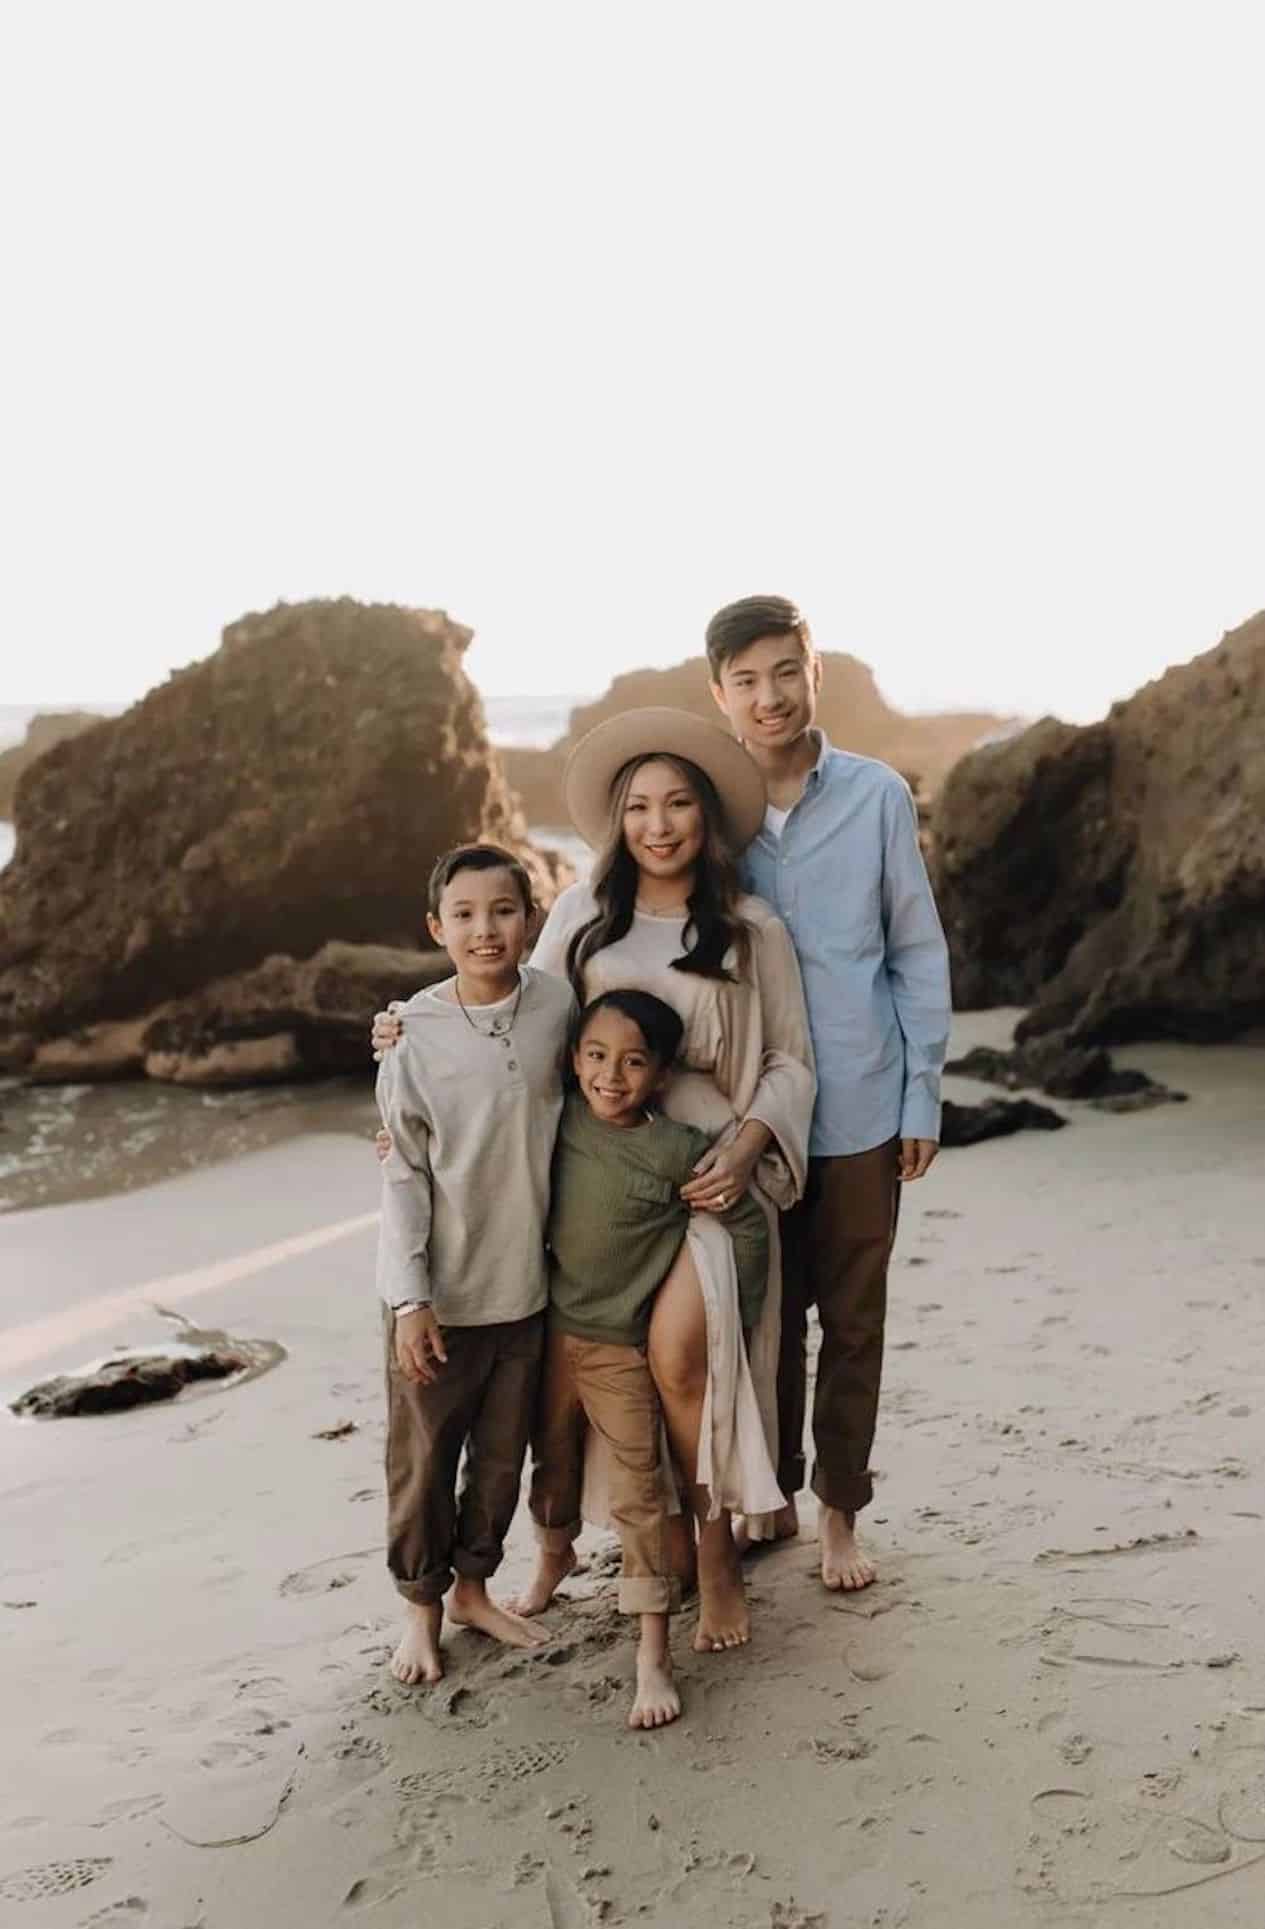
[709,675,733,722]
[425,912,445,947]
[809,651,823,694]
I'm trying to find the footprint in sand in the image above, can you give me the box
[81,1902,150,1925]
[279,1549,380,1598]
[197,1739,268,1770]
[1219,1748,1265,1843]
[88,1795,165,1828]
[0,1859,113,1903]
[342,1872,407,1913]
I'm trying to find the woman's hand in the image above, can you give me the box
[374,1128,393,1163]
[680,1122,769,1212]
[371,1005,404,1061]
[393,1307,448,1385]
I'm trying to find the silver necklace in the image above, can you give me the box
[455,974,524,1038]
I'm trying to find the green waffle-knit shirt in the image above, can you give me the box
[547,1094,770,1347]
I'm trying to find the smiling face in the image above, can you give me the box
[426,864,530,992]
[710,632,821,752]
[572,1005,665,1127]
[620,757,706,884]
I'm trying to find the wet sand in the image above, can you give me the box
[1,1013,1263,1926]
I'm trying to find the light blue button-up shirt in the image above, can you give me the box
[741,732,951,1158]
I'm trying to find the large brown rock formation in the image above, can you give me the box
[0,599,567,1073]
[931,613,1265,1043]
[0,712,106,819]
[500,655,1011,824]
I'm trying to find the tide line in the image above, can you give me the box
[1,1211,379,1373]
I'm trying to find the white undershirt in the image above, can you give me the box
[764,804,791,839]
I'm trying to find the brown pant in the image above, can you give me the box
[384,1310,543,1605]
[529,1324,676,1616]
[777,1138,901,1515]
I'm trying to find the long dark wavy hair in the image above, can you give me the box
[565,753,751,999]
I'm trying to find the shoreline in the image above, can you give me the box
[2,1016,1262,1924]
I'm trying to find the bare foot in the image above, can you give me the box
[819,1505,877,1591]
[629,1656,681,1729]
[629,1613,681,1729]
[692,1514,750,1651]
[390,1601,444,1685]
[510,1545,577,1617]
[733,1499,800,1554]
[448,1577,550,1647]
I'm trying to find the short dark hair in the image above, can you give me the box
[571,989,684,1069]
[427,843,534,917]
[704,595,812,679]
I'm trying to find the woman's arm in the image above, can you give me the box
[738,915,817,1199]
[681,914,816,1211]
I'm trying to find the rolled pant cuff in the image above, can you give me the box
[452,1549,501,1584]
[394,1572,452,1606]
[777,1454,806,1497]
[811,1469,874,1515]
[533,1518,582,1553]
[617,1576,675,1615]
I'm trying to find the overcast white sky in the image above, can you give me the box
[2,2,1261,722]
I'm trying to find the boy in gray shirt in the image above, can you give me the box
[376,843,575,1687]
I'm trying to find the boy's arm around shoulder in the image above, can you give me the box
[374,1044,434,1308]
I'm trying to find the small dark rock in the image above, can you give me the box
[940,1098,1066,1147]
[1089,1086,1188,1113]
[946,1035,1184,1107]
[11,1348,248,1418]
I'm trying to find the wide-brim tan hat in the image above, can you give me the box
[562,706,767,851]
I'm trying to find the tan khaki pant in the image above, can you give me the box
[384,1309,543,1604]
[529,1324,676,1616]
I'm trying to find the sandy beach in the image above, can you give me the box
[2,1011,1263,1927]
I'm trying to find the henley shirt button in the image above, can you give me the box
[507,1060,518,1071]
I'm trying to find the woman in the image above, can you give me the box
[376,709,815,1650]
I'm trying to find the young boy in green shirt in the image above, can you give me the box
[527,988,769,1730]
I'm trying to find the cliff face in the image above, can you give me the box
[500,654,1012,824]
[931,612,1265,1043]
[0,711,105,819]
[0,599,567,1073]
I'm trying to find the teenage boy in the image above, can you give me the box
[706,595,951,1592]
[376,842,575,1685]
